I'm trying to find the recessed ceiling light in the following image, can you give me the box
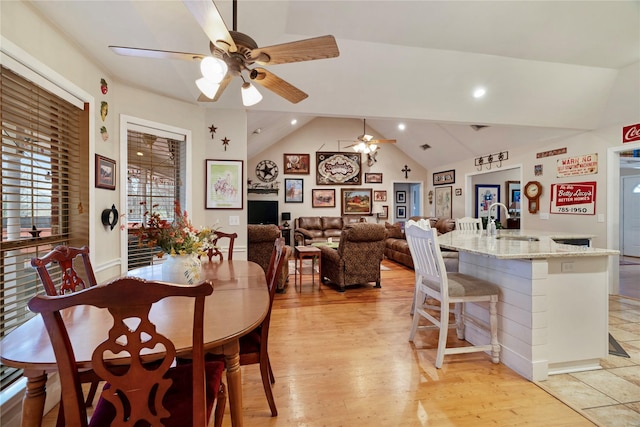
[473,87,486,98]
[290,119,297,125]
[398,123,406,131]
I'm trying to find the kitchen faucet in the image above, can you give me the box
[488,202,510,236]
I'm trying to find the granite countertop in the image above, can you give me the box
[437,230,619,260]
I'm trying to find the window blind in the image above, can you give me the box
[127,130,186,269]
[1,66,87,390]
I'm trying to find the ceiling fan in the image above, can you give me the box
[109,0,340,106]
[340,119,397,154]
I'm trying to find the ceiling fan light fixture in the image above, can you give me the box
[241,82,262,106]
[200,56,227,84]
[195,77,220,99]
[369,144,378,152]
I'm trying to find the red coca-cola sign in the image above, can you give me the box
[623,123,640,143]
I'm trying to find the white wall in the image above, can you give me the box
[247,117,428,224]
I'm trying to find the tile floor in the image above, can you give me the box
[536,294,640,427]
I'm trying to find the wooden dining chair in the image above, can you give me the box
[31,245,100,426]
[28,277,226,427]
[405,221,500,368]
[206,231,238,261]
[238,237,288,416]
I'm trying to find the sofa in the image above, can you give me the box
[319,223,386,292]
[384,217,459,272]
[247,224,291,292]
[293,216,363,246]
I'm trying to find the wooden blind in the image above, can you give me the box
[126,130,185,269]
[1,66,88,390]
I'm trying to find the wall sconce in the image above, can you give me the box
[281,212,291,228]
[428,191,434,204]
[475,151,509,170]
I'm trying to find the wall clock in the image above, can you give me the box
[256,159,278,182]
[524,181,542,213]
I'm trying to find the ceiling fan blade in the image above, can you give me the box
[249,35,339,65]
[183,0,237,53]
[109,46,205,61]
[370,139,396,144]
[197,74,233,102]
[249,68,308,104]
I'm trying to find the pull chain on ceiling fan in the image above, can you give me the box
[109,0,340,106]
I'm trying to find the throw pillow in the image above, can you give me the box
[385,222,403,239]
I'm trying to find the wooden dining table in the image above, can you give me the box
[0,259,269,427]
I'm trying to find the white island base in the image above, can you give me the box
[459,251,609,381]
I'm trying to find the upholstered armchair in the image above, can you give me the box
[247,224,290,292]
[319,223,386,292]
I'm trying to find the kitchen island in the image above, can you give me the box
[436,229,618,381]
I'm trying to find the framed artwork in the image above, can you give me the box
[396,191,406,203]
[283,153,310,174]
[455,188,463,196]
[374,190,387,202]
[506,180,521,213]
[433,169,455,185]
[475,184,500,220]
[364,172,383,183]
[285,178,304,203]
[341,188,372,215]
[379,205,389,220]
[396,205,406,219]
[95,154,116,190]
[316,152,362,185]
[435,186,452,218]
[312,189,336,207]
[205,159,243,209]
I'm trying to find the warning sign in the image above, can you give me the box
[556,153,598,177]
[550,181,596,215]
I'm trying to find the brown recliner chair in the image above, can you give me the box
[247,224,290,292]
[318,222,386,292]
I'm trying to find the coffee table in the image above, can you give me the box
[294,246,322,291]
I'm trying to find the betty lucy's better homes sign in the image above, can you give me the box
[550,181,596,215]
[556,153,598,177]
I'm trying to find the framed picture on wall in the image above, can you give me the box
[475,184,500,220]
[364,172,382,183]
[205,159,243,209]
[396,191,406,203]
[433,169,455,185]
[341,188,372,215]
[283,153,310,174]
[374,190,387,202]
[434,186,452,219]
[379,205,389,220]
[285,178,304,203]
[95,154,116,190]
[396,205,406,219]
[312,189,335,207]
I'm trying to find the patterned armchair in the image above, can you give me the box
[248,224,290,292]
[319,223,386,292]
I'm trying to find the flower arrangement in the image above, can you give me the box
[135,201,217,257]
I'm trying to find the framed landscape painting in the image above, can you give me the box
[95,154,116,190]
[341,188,372,215]
[312,189,335,207]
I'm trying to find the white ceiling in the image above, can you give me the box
[25,0,640,168]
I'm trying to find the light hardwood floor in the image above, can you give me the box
[41,257,640,426]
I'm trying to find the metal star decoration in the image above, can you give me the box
[208,124,217,139]
[221,137,230,151]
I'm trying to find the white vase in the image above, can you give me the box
[161,254,202,285]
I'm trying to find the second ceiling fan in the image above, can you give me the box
[341,119,397,154]
[109,0,340,105]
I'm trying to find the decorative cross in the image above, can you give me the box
[221,137,230,151]
[208,124,217,139]
[402,164,411,179]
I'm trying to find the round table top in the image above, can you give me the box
[0,260,269,370]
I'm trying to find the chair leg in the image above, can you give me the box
[213,382,227,427]
[455,302,465,340]
[56,400,65,427]
[489,295,500,363]
[435,303,450,369]
[409,286,423,341]
[260,357,278,416]
[267,356,275,385]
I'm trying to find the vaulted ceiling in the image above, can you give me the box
[25,0,640,168]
